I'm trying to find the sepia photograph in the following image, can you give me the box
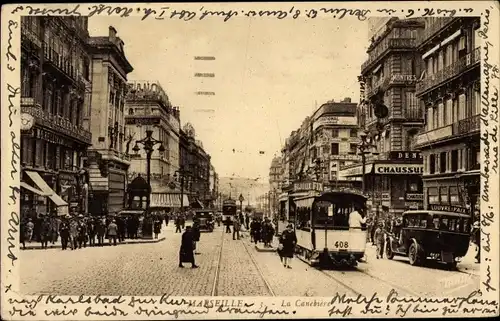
[2,1,499,319]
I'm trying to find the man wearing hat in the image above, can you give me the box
[107,219,118,246]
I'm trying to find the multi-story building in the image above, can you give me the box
[414,17,481,215]
[86,26,133,215]
[209,164,219,208]
[340,18,426,216]
[125,80,183,210]
[20,17,92,218]
[310,98,362,190]
[179,123,213,208]
[269,156,282,218]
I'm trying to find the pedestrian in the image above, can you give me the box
[180,214,186,229]
[225,216,232,233]
[107,219,118,246]
[20,218,26,250]
[179,226,199,268]
[175,215,182,233]
[26,218,34,243]
[374,223,385,259]
[278,223,297,268]
[96,218,106,246]
[69,218,79,250]
[51,214,61,244]
[60,219,70,250]
[40,216,51,249]
[253,218,262,244]
[245,213,250,231]
[154,219,161,239]
[262,218,275,248]
[233,218,241,240]
[78,216,88,248]
[165,213,170,227]
[192,221,201,254]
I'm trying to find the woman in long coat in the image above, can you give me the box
[278,224,297,269]
[179,226,198,268]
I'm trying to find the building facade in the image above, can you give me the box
[125,80,183,209]
[340,18,426,216]
[310,98,362,190]
[414,17,481,216]
[269,156,282,219]
[86,26,133,215]
[20,16,92,218]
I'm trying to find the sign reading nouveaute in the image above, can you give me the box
[375,164,423,174]
[313,116,357,129]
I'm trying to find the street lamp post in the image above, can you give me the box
[173,166,192,214]
[132,129,165,209]
[239,193,244,216]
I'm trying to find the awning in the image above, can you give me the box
[294,196,316,209]
[338,164,374,177]
[150,193,185,208]
[25,171,68,207]
[20,182,52,196]
[182,194,189,207]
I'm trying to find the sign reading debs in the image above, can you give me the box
[375,164,423,175]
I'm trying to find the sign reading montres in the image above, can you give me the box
[374,164,423,175]
[429,204,469,215]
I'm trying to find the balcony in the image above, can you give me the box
[417,17,456,47]
[415,124,453,147]
[405,107,424,120]
[452,114,481,136]
[361,38,417,73]
[42,42,79,84]
[416,47,480,95]
[21,98,92,144]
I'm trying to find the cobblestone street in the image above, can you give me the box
[20,224,480,297]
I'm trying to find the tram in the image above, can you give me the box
[222,199,237,224]
[290,190,368,267]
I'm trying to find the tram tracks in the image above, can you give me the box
[211,231,275,297]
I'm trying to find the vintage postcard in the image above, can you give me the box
[1,1,499,319]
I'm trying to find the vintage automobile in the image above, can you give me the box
[385,210,471,268]
[194,210,215,232]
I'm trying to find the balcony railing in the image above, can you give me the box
[21,97,92,144]
[452,114,481,135]
[417,17,456,47]
[42,42,79,83]
[362,38,417,72]
[416,47,480,95]
[405,107,424,120]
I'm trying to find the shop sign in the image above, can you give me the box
[313,116,357,129]
[125,118,161,125]
[406,193,423,201]
[405,201,422,209]
[429,204,469,214]
[389,151,422,161]
[375,164,423,175]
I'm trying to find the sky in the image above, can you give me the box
[88,15,369,181]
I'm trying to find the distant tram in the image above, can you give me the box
[222,199,237,224]
[279,190,368,267]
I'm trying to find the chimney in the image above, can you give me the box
[109,26,117,41]
[343,97,351,103]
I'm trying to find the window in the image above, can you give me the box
[449,186,460,205]
[428,187,439,204]
[451,150,458,172]
[433,107,439,128]
[349,144,357,154]
[350,129,357,137]
[440,187,448,204]
[470,145,480,170]
[458,94,466,120]
[427,107,434,130]
[331,129,339,138]
[439,152,447,173]
[429,154,436,174]
[405,91,419,117]
[128,108,134,115]
[474,85,481,115]
[331,143,339,155]
[439,102,446,126]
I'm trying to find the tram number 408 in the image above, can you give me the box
[334,241,349,248]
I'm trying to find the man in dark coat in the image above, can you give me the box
[224,216,232,233]
[175,215,182,233]
[179,226,198,268]
[192,221,201,254]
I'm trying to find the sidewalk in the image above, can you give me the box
[21,223,174,251]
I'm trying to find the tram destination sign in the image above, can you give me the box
[429,204,469,214]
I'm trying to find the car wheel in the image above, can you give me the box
[385,241,394,260]
[447,260,458,270]
[408,243,421,266]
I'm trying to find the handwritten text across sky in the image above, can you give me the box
[88,16,368,179]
